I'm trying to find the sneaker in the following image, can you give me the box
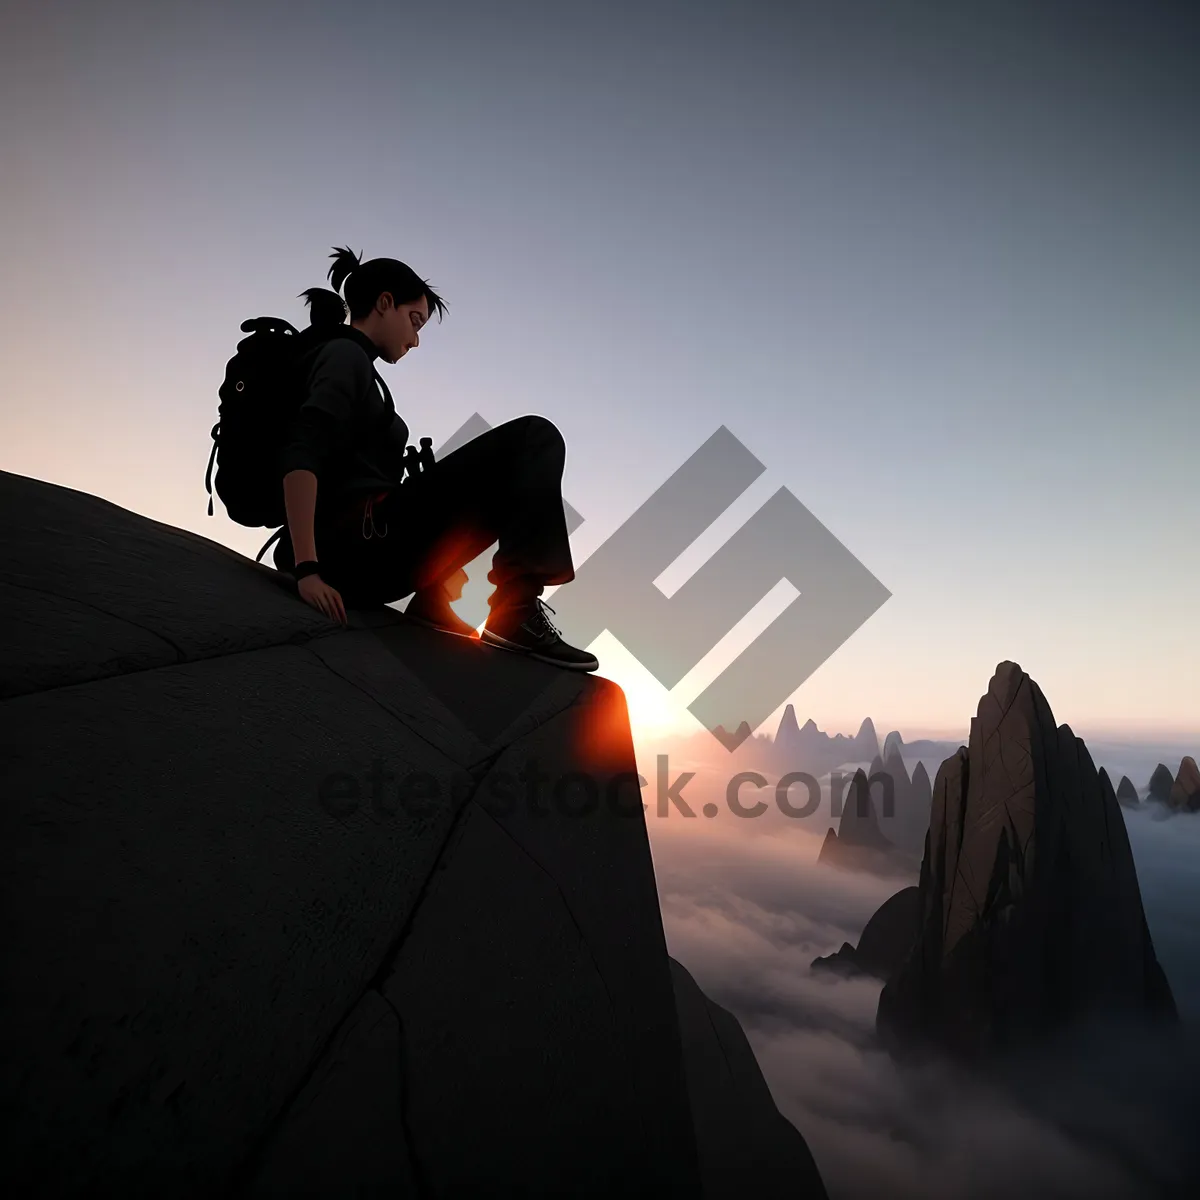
[404,587,480,639]
[481,598,599,672]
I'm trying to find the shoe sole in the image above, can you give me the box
[480,629,599,672]
[404,612,481,639]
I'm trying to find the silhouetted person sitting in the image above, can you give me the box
[272,245,598,672]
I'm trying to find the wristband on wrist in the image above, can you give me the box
[292,560,321,580]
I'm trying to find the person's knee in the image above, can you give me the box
[521,413,566,459]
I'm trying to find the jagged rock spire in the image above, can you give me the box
[877,661,1176,1061]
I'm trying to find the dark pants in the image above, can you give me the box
[274,414,575,611]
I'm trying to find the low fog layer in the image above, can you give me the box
[640,745,1200,1200]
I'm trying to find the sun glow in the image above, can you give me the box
[586,631,704,740]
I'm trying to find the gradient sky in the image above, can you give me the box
[2,0,1196,738]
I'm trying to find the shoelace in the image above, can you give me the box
[524,598,560,640]
[361,494,389,540]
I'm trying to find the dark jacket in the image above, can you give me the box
[279,325,410,521]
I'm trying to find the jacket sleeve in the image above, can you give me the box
[279,339,375,478]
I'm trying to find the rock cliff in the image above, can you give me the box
[1148,763,1176,804]
[876,662,1176,1061]
[1116,773,1140,808]
[868,749,933,857]
[1168,756,1200,811]
[817,768,916,877]
[0,470,827,1198]
[811,886,921,980]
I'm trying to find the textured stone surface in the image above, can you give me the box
[1,469,827,1197]
[246,989,419,1197]
[877,662,1177,1061]
[0,469,331,701]
[669,959,829,1200]
[3,640,467,1193]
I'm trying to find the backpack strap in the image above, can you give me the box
[204,422,220,516]
[256,526,285,563]
[371,368,400,435]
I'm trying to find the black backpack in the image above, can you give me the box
[204,316,329,531]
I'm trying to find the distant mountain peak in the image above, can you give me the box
[1148,763,1175,803]
[773,704,802,745]
[1116,775,1140,808]
[1169,756,1200,811]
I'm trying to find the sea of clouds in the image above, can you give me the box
[638,739,1200,1200]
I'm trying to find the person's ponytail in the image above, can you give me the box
[304,243,448,326]
[297,286,349,328]
[327,244,363,294]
